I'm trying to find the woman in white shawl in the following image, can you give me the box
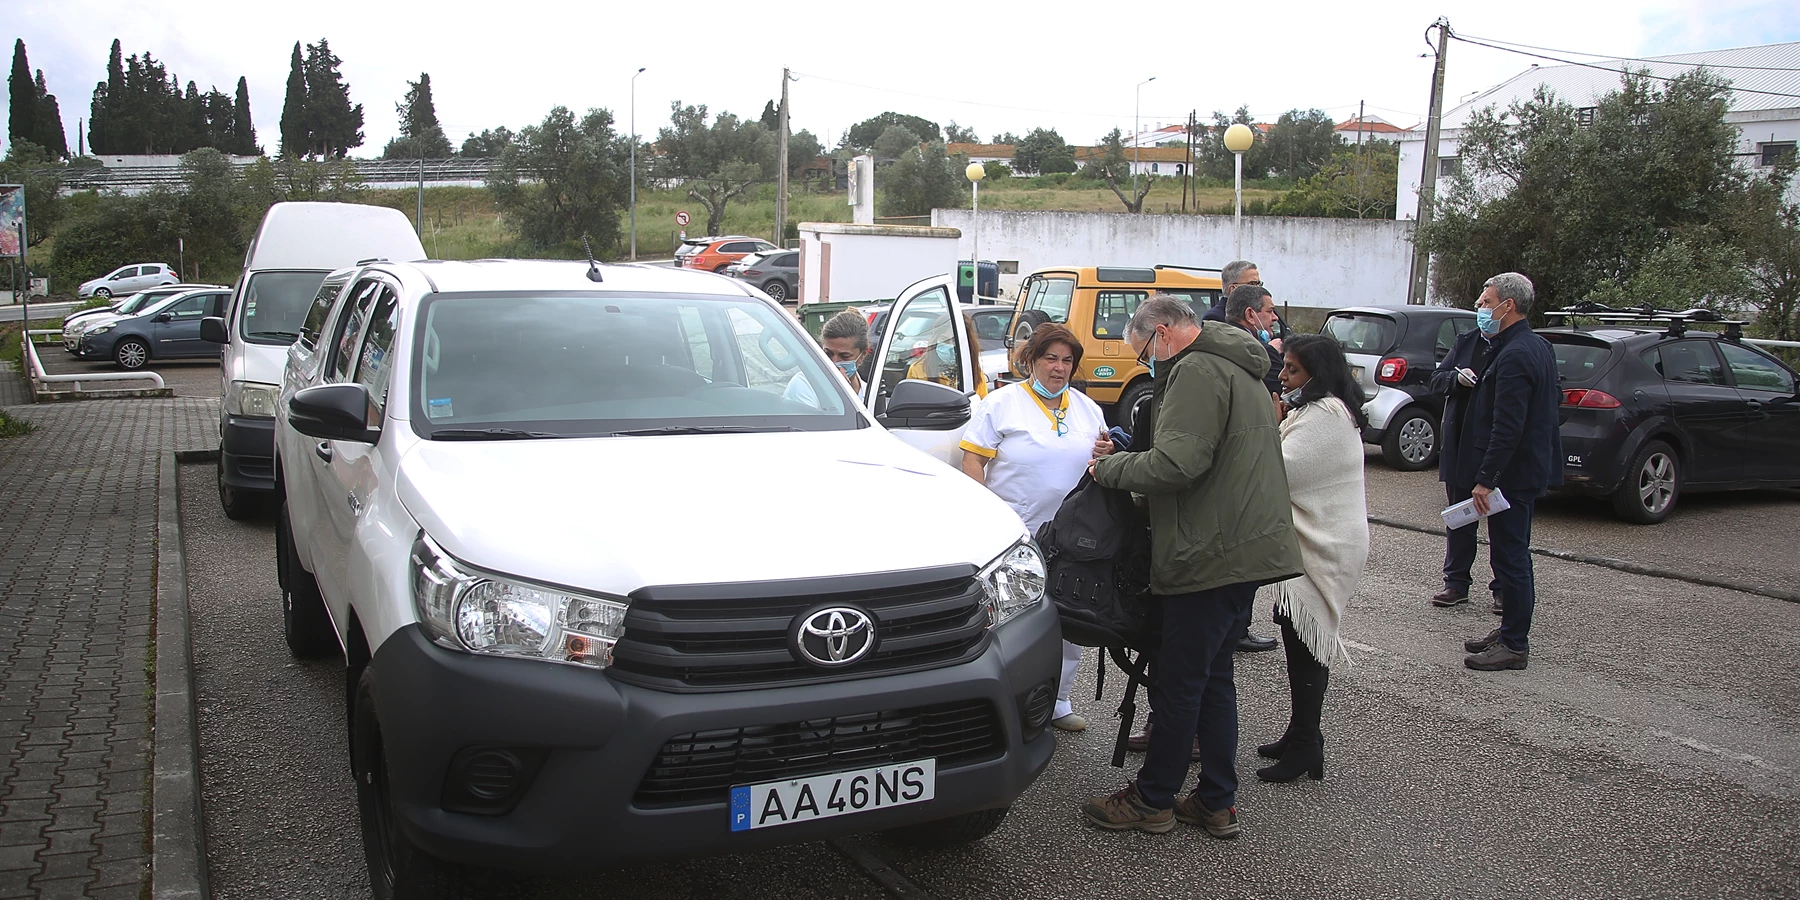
[1256,334,1371,783]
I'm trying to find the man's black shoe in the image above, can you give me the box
[1490,591,1505,616]
[1237,633,1278,653]
[1431,587,1469,608]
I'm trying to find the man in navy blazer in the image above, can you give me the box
[1428,326,1501,612]
[1451,272,1563,671]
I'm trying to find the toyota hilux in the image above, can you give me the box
[273,259,1060,896]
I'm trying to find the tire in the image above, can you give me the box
[713,262,731,273]
[762,279,788,303]
[217,451,264,520]
[94,287,111,299]
[114,338,149,370]
[352,668,475,900]
[883,806,1010,849]
[1380,407,1439,471]
[278,497,338,659]
[1611,439,1679,524]
[1013,309,1050,345]
[1115,378,1155,430]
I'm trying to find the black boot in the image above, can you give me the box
[1257,632,1305,760]
[1256,667,1328,783]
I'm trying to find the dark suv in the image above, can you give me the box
[1322,306,1479,470]
[1540,312,1800,523]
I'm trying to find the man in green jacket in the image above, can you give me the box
[1082,294,1303,839]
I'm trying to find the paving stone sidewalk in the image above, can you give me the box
[0,394,216,899]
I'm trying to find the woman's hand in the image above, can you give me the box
[1091,432,1114,458]
[1272,392,1287,422]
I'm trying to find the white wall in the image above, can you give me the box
[932,209,1418,308]
[797,227,960,304]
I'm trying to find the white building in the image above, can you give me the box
[1396,41,1800,219]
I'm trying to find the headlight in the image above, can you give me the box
[979,540,1046,627]
[225,381,280,418]
[87,324,113,336]
[411,534,627,668]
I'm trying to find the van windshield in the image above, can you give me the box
[239,270,330,345]
[413,292,862,438]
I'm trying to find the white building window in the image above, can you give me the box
[1439,157,1462,178]
[1760,142,1796,167]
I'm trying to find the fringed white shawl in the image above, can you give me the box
[1274,396,1369,670]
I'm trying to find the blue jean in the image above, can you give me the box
[1134,582,1255,811]
[1488,495,1538,652]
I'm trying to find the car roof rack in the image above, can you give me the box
[1153,264,1224,274]
[1545,302,1745,340]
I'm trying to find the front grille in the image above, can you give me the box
[608,566,991,691]
[633,699,1004,808]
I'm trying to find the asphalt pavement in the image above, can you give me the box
[33,348,220,399]
[177,460,1800,900]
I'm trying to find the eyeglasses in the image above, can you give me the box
[1230,279,1265,288]
[1052,405,1068,437]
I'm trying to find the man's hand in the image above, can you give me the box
[1091,432,1114,458]
[1269,337,1284,353]
[1087,458,1099,478]
[1472,484,1492,516]
[1456,367,1478,387]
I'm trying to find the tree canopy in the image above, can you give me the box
[1013,128,1074,175]
[1080,128,1152,212]
[1263,108,1337,179]
[382,73,453,159]
[85,39,253,156]
[278,39,364,158]
[881,141,966,217]
[458,127,514,158]
[657,102,774,237]
[846,111,940,150]
[1270,141,1398,219]
[9,41,69,158]
[487,106,630,254]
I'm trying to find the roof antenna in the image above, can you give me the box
[582,236,603,283]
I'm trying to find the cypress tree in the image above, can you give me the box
[88,39,124,154]
[32,71,68,158]
[302,39,362,157]
[232,76,258,154]
[388,72,450,159]
[279,42,306,156]
[8,39,33,146]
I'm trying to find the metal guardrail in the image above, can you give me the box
[23,329,166,392]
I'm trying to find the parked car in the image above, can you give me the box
[1539,313,1800,523]
[675,235,778,272]
[72,287,232,369]
[76,263,177,299]
[1321,306,1480,471]
[726,249,799,303]
[272,258,1057,893]
[62,284,226,351]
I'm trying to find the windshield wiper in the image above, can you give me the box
[429,427,564,441]
[247,330,301,341]
[610,425,800,437]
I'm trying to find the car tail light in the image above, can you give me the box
[1376,357,1408,383]
[744,269,763,277]
[1562,388,1621,408]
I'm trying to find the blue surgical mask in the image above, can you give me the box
[835,360,859,378]
[1476,307,1499,335]
[1031,379,1066,400]
[935,343,955,365]
[1257,328,1272,343]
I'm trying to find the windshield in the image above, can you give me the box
[119,290,180,315]
[1323,313,1398,354]
[412,292,861,438]
[238,270,330,345]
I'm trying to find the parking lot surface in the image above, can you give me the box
[178,461,1800,899]
[33,348,220,399]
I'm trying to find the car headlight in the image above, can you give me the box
[979,540,1046,627]
[225,381,281,418]
[87,324,113,336]
[411,534,627,668]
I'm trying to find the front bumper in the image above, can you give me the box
[220,415,277,493]
[73,335,111,359]
[367,597,1061,873]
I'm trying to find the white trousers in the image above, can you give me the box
[1053,640,1083,719]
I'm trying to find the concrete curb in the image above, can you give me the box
[1367,514,1800,605]
[152,451,210,900]
[173,448,219,464]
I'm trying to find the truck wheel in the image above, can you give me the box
[353,669,476,900]
[1611,439,1679,524]
[1013,310,1050,345]
[1114,378,1154,430]
[1380,408,1438,472]
[883,806,1010,848]
[217,452,264,520]
[278,497,339,659]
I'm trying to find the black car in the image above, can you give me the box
[1540,315,1800,523]
[1322,306,1480,471]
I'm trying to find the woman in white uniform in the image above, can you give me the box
[958,323,1112,731]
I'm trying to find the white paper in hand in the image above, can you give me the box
[1441,488,1511,529]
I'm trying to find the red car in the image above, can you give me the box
[675,236,778,272]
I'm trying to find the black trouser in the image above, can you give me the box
[1273,609,1329,743]
[1442,481,1499,596]
[1489,495,1538,652]
[1134,582,1255,811]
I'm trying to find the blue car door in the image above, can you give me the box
[150,292,212,358]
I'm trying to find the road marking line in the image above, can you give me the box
[1650,729,1790,774]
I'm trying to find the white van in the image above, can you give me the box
[204,201,425,518]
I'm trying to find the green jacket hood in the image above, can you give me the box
[1191,320,1274,381]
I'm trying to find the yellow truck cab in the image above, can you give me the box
[1006,265,1224,416]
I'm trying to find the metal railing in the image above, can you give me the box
[23,330,165,392]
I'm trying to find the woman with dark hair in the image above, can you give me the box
[1255,333,1370,782]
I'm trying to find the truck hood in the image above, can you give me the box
[395,428,1027,597]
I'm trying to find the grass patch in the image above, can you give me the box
[0,409,31,437]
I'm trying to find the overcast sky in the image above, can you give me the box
[9,0,1800,157]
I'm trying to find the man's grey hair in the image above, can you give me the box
[1127,293,1199,341]
[1221,259,1258,288]
[1226,284,1273,323]
[1483,272,1535,315]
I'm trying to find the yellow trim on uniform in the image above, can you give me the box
[1025,383,1070,432]
[958,440,997,459]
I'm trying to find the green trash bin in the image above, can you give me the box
[798,300,891,339]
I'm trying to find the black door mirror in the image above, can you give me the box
[877,379,971,430]
[289,383,380,443]
[200,317,228,343]
[153,312,172,323]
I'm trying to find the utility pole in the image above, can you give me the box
[1356,100,1366,219]
[416,130,425,238]
[630,67,645,260]
[1181,110,1192,213]
[1407,18,1450,306]
[775,68,792,247]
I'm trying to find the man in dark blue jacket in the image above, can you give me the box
[1451,272,1563,671]
[1428,326,1501,612]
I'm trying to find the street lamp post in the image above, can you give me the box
[629,67,646,261]
[966,162,985,301]
[1134,77,1155,202]
[1223,123,1254,259]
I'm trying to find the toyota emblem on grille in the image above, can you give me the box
[791,606,876,668]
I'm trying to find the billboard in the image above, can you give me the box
[0,184,22,258]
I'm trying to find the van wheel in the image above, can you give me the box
[353,669,475,900]
[1013,310,1050,345]
[1115,379,1155,430]
[217,452,264,520]
[883,807,1009,848]
[1612,439,1679,524]
[114,338,149,370]
[1380,408,1438,471]
[278,497,338,659]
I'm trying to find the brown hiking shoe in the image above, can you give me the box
[1173,794,1241,839]
[1082,783,1174,834]
[1463,628,1502,654]
[1431,587,1469,607]
[1465,642,1528,671]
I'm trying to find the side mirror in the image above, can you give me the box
[200,317,228,343]
[153,312,172,323]
[877,379,971,430]
[288,383,380,443]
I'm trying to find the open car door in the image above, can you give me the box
[862,276,981,466]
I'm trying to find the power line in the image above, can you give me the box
[1449,33,1800,101]
[1453,32,1800,73]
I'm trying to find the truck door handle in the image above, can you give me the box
[315,442,333,462]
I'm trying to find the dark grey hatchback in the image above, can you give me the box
[74,287,233,370]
